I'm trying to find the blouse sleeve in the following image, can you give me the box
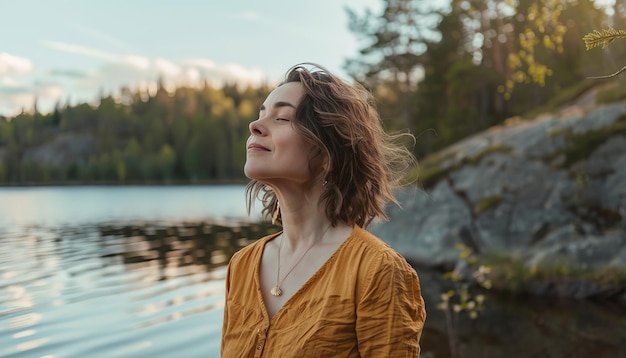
[355,251,426,357]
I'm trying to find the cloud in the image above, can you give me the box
[0,82,30,96]
[34,82,64,99]
[0,53,36,115]
[185,59,216,69]
[0,53,33,76]
[0,80,64,116]
[49,69,88,78]
[44,40,268,87]
[0,93,35,114]
[64,54,269,97]
[1,40,271,116]
[43,41,119,62]
[123,55,151,70]
[155,58,181,77]
[44,40,152,71]
[220,63,268,84]
[182,59,268,86]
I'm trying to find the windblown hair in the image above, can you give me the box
[246,63,416,227]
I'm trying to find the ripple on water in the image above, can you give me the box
[0,221,279,358]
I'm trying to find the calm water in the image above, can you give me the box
[1,186,624,358]
[0,186,274,358]
[0,185,260,229]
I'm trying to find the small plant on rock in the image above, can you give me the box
[437,243,492,358]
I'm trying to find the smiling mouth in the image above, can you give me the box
[247,144,270,151]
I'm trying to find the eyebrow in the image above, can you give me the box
[259,101,296,111]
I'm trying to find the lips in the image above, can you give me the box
[247,143,270,151]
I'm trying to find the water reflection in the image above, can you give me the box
[98,222,278,280]
[0,220,279,358]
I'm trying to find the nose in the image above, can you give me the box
[249,118,266,136]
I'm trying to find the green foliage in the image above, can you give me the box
[116,159,126,182]
[503,0,568,93]
[0,82,269,184]
[346,0,607,161]
[413,143,511,189]
[462,143,511,166]
[344,0,433,85]
[521,80,598,119]
[157,144,176,181]
[483,252,626,295]
[474,196,503,215]
[549,118,626,168]
[412,148,460,189]
[482,254,532,293]
[438,243,492,358]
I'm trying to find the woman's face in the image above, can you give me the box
[244,82,320,186]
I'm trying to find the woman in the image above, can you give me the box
[221,64,426,357]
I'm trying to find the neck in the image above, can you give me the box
[281,210,331,253]
[272,186,332,252]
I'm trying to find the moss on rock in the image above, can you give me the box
[474,195,504,215]
[545,117,626,168]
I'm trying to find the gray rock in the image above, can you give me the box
[585,136,626,178]
[526,232,626,270]
[380,102,626,286]
[23,133,95,166]
[570,103,625,134]
[372,182,472,267]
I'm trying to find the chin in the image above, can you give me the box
[243,165,265,181]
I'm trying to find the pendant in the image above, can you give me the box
[271,286,283,296]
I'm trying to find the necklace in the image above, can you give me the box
[271,224,332,297]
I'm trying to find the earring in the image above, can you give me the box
[323,180,328,187]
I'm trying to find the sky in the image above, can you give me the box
[0,0,381,117]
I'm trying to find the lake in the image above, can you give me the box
[0,185,260,228]
[1,186,624,358]
[0,185,273,358]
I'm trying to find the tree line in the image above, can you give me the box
[0,0,624,185]
[0,82,270,184]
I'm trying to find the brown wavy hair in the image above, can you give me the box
[246,63,416,227]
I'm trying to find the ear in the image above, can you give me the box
[321,155,330,176]
[309,147,329,181]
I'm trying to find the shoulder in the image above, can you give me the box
[350,226,414,272]
[349,227,422,305]
[351,226,392,251]
[344,226,419,297]
[228,231,280,269]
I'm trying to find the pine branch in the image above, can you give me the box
[582,28,626,50]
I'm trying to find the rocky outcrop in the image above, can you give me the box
[371,100,626,279]
[23,133,95,166]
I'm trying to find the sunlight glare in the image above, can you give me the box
[15,338,48,352]
[12,329,36,339]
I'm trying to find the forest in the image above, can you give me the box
[0,0,624,185]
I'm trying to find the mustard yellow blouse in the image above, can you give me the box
[221,226,426,358]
